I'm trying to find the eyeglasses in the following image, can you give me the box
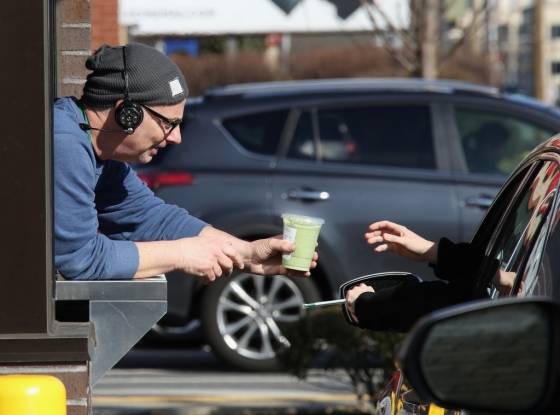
[140,104,182,133]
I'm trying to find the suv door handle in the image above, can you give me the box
[282,190,330,201]
[462,196,493,209]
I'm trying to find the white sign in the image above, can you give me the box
[119,0,409,36]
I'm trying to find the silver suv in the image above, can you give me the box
[134,78,560,371]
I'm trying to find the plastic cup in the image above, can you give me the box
[281,214,324,271]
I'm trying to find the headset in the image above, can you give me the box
[80,46,144,135]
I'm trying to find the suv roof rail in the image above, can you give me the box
[204,78,502,100]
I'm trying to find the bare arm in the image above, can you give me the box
[134,235,244,284]
[134,226,318,283]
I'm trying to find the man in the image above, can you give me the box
[54,42,316,282]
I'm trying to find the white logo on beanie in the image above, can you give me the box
[169,78,184,97]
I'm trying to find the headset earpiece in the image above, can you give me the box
[115,98,143,134]
[113,46,143,135]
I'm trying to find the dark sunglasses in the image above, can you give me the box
[140,104,182,133]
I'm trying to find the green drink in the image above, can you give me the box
[281,214,324,271]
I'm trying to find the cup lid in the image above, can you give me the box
[281,213,325,224]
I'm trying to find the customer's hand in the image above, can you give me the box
[365,221,438,263]
[345,283,374,323]
[243,236,318,277]
[491,269,517,295]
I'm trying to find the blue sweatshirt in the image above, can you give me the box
[54,97,208,280]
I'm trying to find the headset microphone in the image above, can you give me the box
[79,123,134,135]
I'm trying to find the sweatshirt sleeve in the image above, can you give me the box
[93,161,208,242]
[429,237,499,282]
[54,131,140,280]
[353,279,478,332]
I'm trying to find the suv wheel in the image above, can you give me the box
[201,272,321,371]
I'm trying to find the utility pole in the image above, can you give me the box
[487,0,499,86]
[534,0,544,100]
[422,0,440,79]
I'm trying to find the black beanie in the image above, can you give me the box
[81,43,188,108]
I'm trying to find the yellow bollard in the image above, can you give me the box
[0,375,66,415]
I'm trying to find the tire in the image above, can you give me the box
[201,272,321,371]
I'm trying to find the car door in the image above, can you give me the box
[383,156,560,415]
[510,159,560,300]
[444,100,558,242]
[271,99,460,286]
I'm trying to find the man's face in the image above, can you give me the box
[114,99,186,164]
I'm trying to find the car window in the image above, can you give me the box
[221,109,290,156]
[517,168,560,299]
[287,105,436,170]
[287,110,316,160]
[454,107,555,175]
[485,161,560,298]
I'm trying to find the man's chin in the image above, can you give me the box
[137,154,153,164]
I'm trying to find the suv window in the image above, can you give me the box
[287,105,435,170]
[222,110,290,156]
[484,161,560,298]
[454,107,555,175]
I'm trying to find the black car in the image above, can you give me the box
[134,78,560,371]
[375,134,560,415]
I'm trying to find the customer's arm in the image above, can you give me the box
[365,221,438,263]
[351,279,478,332]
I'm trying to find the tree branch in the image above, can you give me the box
[439,0,490,68]
[360,0,418,74]
[367,0,417,51]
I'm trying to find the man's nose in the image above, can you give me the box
[165,127,182,145]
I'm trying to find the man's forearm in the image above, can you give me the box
[133,240,183,279]
[134,233,245,282]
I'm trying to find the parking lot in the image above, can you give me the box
[92,346,362,415]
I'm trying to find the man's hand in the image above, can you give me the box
[365,220,438,263]
[345,283,374,323]
[244,236,318,277]
[175,236,244,284]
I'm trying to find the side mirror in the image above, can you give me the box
[397,297,560,415]
[339,272,422,326]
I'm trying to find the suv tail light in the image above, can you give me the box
[137,172,195,190]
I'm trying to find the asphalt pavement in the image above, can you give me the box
[92,347,370,415]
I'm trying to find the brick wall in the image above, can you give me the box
[59,0,91,98]
[91,0,120,49]
[0,363,90,415]
[57,0,120,98]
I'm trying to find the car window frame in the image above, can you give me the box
[471,156,560,299]
[513,153,560,298]
[469,161,538,298]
